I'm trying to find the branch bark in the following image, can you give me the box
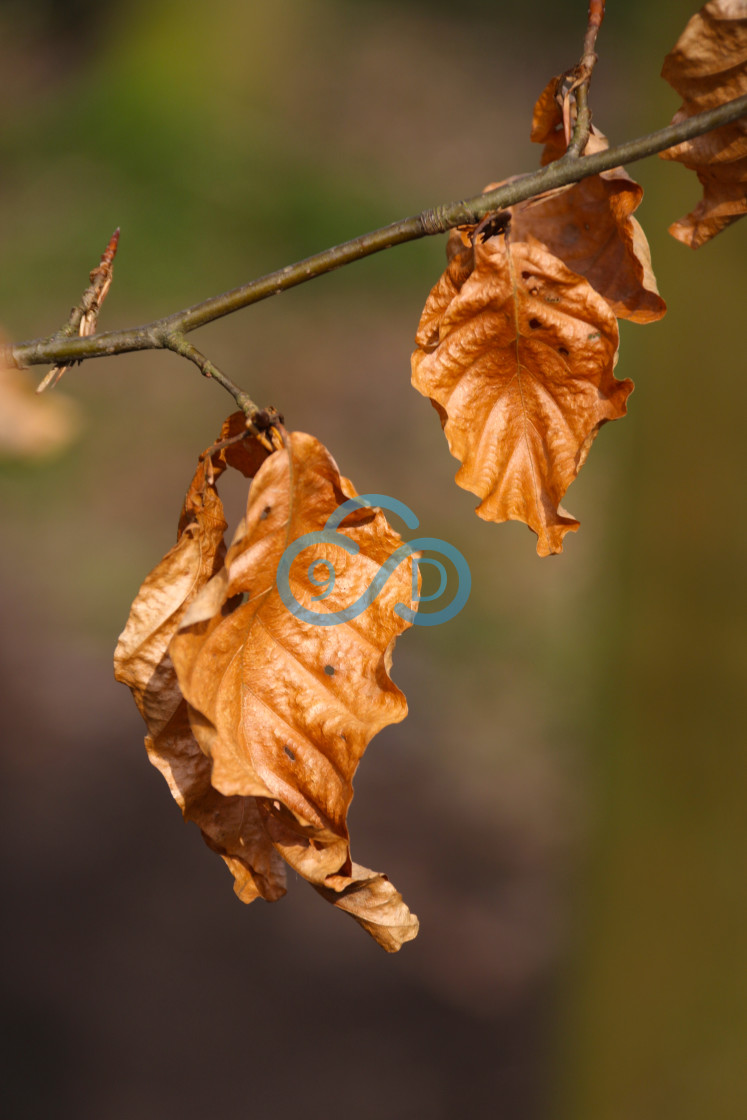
[4,93,747,390]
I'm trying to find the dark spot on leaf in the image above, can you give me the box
[260,506,272,520]
[284,745,296,761]
[528,318,542,330]
[324,665,335,676]
[521,271,532,281]
[340,733,347,742]
[224,591,248,615]
[474,211,511,242]
[558,346,569,357]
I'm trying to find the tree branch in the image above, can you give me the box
[161,332,260,417]
[4,93,747,381]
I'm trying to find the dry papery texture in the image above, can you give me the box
[660,0,747,247]
[115,414,419,951]
[412,78,664,556]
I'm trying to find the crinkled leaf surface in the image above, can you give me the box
[507,83,666,322]
[660,0,747,247]
[168,429,419,951]
[114,413,285,904]
[412,233,629,556]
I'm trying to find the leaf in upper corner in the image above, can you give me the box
[167,428,419,952]
[412,232,629,556]
[506,80,667,323]
[660,0,747,247]
[114,412,287,905]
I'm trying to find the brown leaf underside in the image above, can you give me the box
[115,416,418,951]
[114,414,284,903]
[660,0,747,247]
[519,82,666,323]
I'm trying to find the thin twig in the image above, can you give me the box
[162,333,257,419]
[4,92,747,379]
[35,228,120,392]
[582,0,605,65]
[162,333,282,437]
[566,0,606,157]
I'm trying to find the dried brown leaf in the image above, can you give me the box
[660,0,747,247]
[412,233,629,556]
[169,429,419,951]
[514,82,667,323]
[530,74,564,146]
[114,414,286,905]
[117,419,418,950]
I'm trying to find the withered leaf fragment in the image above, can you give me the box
[412,233,629,556]
[116,418,419,951]
[114,414,285,904]
[511,83,666,323]
[660,0,747,247]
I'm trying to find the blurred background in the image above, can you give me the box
[1,0,745,1117]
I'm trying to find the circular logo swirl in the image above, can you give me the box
[276,494,471,627]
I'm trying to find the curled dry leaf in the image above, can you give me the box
[412,75,663,554]
[511,78,666,323]
[114,413,283,904]
[412,232,629,556]
[660,0,747,247]
[115,415,419,951]
[0,339,81,459]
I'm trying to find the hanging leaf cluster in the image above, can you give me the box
[115,1,747,950]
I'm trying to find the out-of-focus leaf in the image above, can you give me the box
[114,413,286,905]
[660,0,747,247]
[169,430,419,951]
[412,232,628,556]
[0,344,81,459]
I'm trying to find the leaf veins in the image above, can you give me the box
[412,233,629,556]
[411,75,665,554]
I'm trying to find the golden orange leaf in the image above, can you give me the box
[169,429,419,950]
[118,418,419,951]
[660,0,747,247]
[114,414,285,905]
[412,233,629,556]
